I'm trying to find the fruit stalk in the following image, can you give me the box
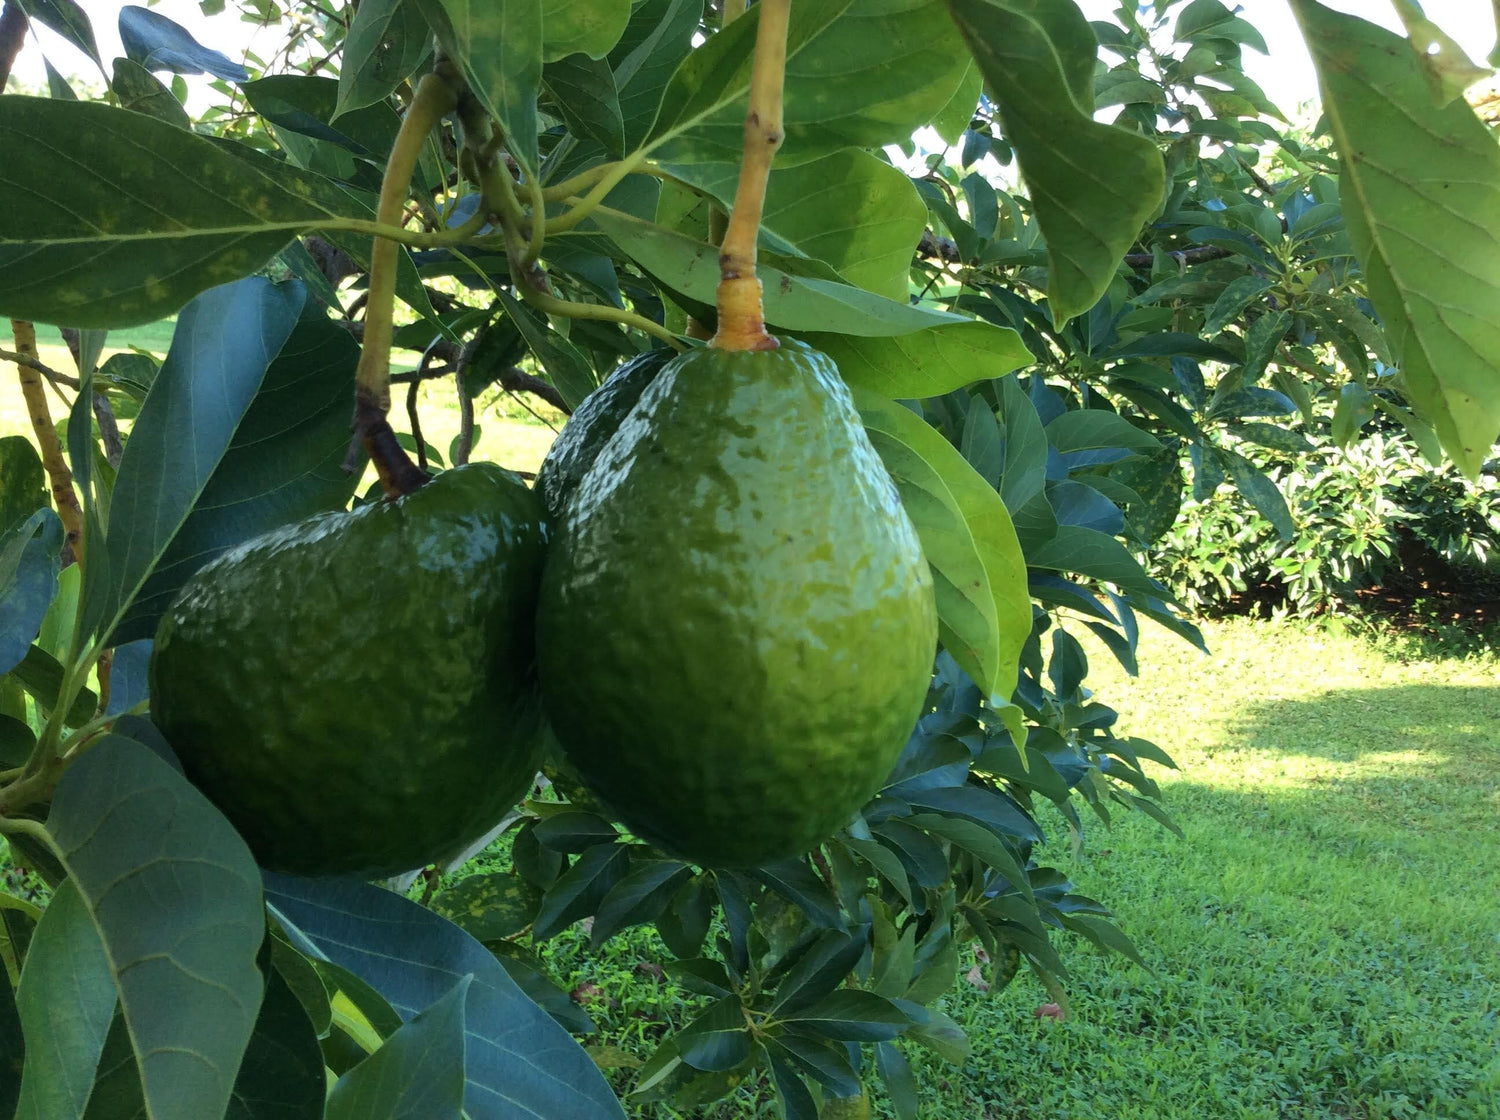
[710,0,791,352]
[11,319,83,563]
[353,71,458,497]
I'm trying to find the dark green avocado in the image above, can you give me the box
[536,339,937,867]
[150,463,547,877]
[535,347,672,520]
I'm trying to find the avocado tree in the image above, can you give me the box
[0,0,1497,1117]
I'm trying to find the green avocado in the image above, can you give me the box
[535,347,673,521]
[150,463,547,877]
[536,339,937,867]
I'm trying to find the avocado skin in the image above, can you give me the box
[150,463,547,877]
[537,339,937,867]
[535,348,673,521]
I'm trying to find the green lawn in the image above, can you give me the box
[529,618,1500,1119]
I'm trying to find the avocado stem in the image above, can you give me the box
[710,0,790,353]
[353,71,459,416]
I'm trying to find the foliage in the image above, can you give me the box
[1152,425,1500,617]
[0,0,1496,1118]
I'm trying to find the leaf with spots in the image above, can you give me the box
[1289,0,1500,477]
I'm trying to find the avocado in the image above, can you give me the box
[535,347,673,521]
[536,339,937,867]
[150,463,547,877]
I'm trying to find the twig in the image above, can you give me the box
[0,348,79,389]
[10,322,83,564]
[93,393,123,468]
[406,378,427,472]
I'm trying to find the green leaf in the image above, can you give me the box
[1220,448,1294,541]
[0,509,62,677]
[531,842,630,939]
[265,873,627,1120]
[227,965,327,1120]
[591,859,692,945]
[543,0,630,61]
[84,278,306,644]
[0,98,353,328]
[14,0,101,68]
[648,0,971,164]
[770,929,867,1014]
[13,880,116,1120]
[47,735,267,1120]
[1331,381,1376,447]
[778,990,910,1042]
[326,976,470,1120]
[876,1040,919,1120]
[416,0,544,173]
[611,0,699,152]
[766,1050,819,1120]
[1024,525,1162,597]
[545,54,626,155]
[664,148,928,301]
[591,208,965,337]
[906,813,1032,902]
[807,321,1031,399]
[946,0,1165,324]
[0,436,46,536]
[1044,410,1162,455]
[1291,0,1500,476]
[675,995,752,1072]
[900,1004,970,1064]
[1241,309,1290,384]
[110,58,190,128]
[110,296,361,644]
[9,642,97,726]
[1111,447,1184,544]
[856,391,1031,705]
[496,289,601,410]
[430,872,544,942]
[337,0,433,114]
[1202,275,1275,334]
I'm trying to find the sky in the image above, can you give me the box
[7,1,1498,118]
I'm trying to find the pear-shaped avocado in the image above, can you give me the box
[535,348,672,520]
[150,463,547,877]
[536,339,937,867]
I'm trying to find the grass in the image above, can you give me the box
[513,618,1500,1119]
[0,322,565,478]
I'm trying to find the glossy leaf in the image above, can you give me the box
[87,278,305,644]
[496,289,600,410]
[771,929,867,1014]
[778,990,910,1042]
[1220,448,1294,541]
[417,0,543,173]
[591,859,693,945]
[675,996,751,1072]
[112,297,358,642]
[265,873,627,1120]
[47,735,266,1120]
[13,880,115,1120]
[946,0,1165,324]
[1025,525,1162,597]
[226,965,327,1120]
[1045,410,1162,456]
[0,98,352,327]
[545,54,626,155]
[110,58,189,128]
[1292,0,1500,476]
[326,976,470,1120]
[856,391,1031,704]
[611,0,699,151]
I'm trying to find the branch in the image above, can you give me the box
[9,322,83,564]
[1122,246,1234,269]
[0,348,79,390]
[497,365,570,414]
